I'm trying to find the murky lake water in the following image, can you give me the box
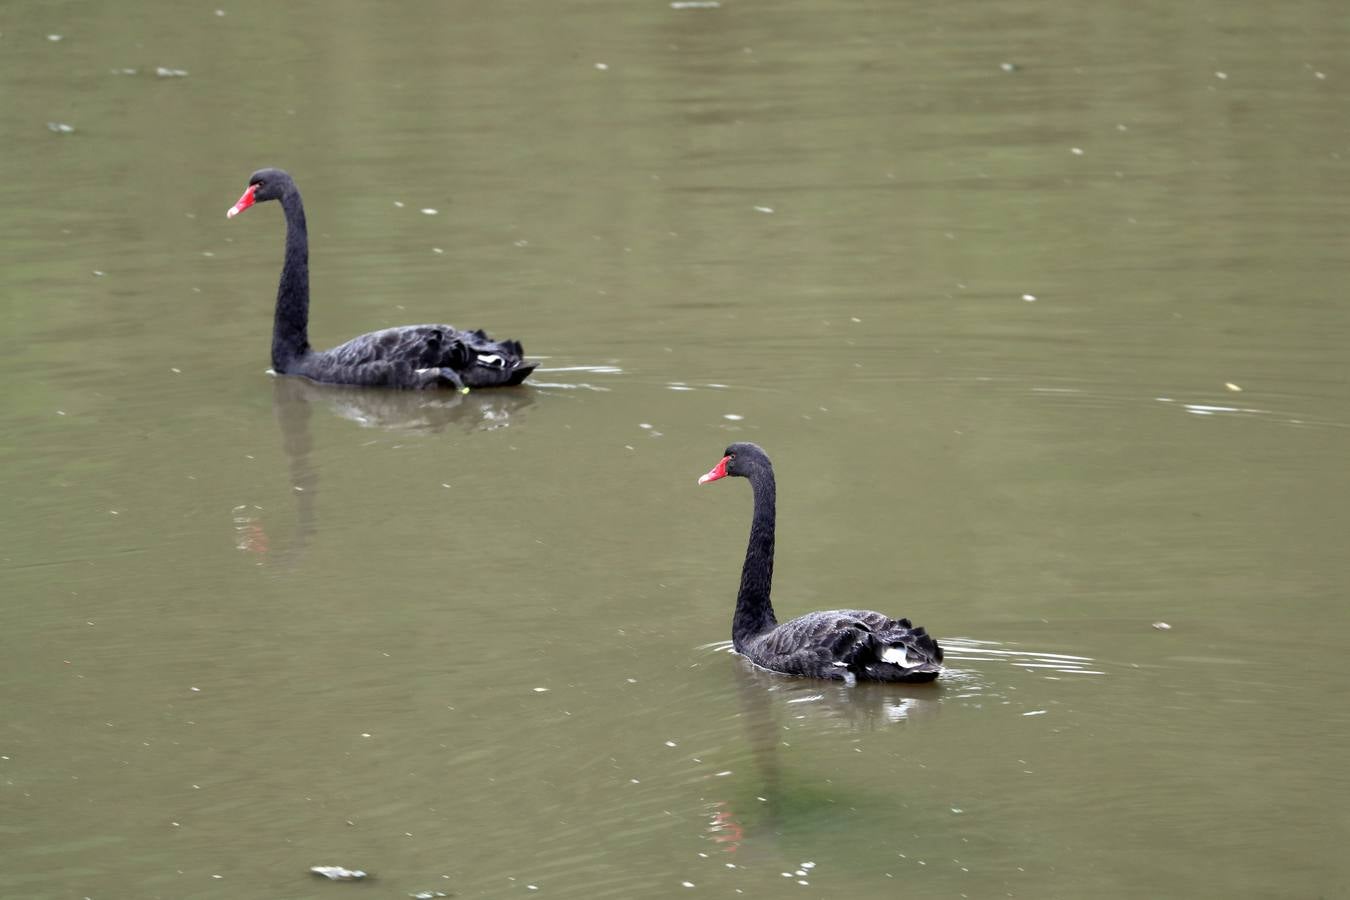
[4,0,1350,897]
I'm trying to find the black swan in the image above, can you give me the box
[698,443,943,683]
[226,168,535,390]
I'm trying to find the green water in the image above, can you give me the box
[3,0,1350,897]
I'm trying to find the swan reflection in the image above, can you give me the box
[272,374,535,433]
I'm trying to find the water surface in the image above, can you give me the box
[4,0,1350,897]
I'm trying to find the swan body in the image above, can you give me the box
[227,168,535,390]
[699,443,943,683]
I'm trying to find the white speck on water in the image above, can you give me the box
[795,870,807,876]
[47,34,63,41]
[681,882,695,888]
[394,201,405,208]
[93,270,105,276]
[432,247,444,254]
[111,67,138,75]
[1315,71,1327,79]
[109,510,119,516]
[514,239,529,247]
[753,205,775,214]
[850,316,861,322]
[797,881,809,886]
[202,251,214,257]
[639,423,653,430]
[527,887,539,892]
[360,732,371,738]
[630,778,640,783]
[1021,293,1037,302]
[420,208,438,215]
[1070,147,1084,155]
[781,873,793,878]
[725,863,736,868]
[595,62,609,70]
[533,687,549,693]
[671,0,720,6]
[1023,710,1047,716]
[664,740,677,747]
[214,8,226,15]
[626,677,638,683]
[1000,61,1017,72]
[951,807,964,814]
[155,66,188,77]
[190,686,200,692]
[801,862,815,869]
[47,122,75,134]
[723,413,744,421]
[1153,621,1172,630]
[668,384,694,391]
[1215,71,1228,80]
[1225,382,1243,392]
[714,770,733,777]
[170,367,181,374]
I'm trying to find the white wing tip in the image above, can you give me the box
[881,646,916,667]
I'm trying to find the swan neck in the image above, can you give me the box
[273,189,311,370]
[733,466,777,648]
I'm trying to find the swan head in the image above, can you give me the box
[226,168,294,218]
[698,442,769,485]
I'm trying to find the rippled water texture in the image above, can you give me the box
[3,0,1350,897]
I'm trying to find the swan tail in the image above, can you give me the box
[862,627,943,683]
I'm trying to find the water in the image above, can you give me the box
[4,0,1350,896]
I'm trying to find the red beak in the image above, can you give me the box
[698,456,730,485]
[226,183,258,219]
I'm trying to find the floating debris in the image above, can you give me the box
[214,8,227,15]
[532,686,549,693]
[1215,71,1228,80]
[410,892,449,899]
[594,62,609,70]
[155,66,189,77]
[1000,61,1019,72]
[1152,621,1172,631]
[1022,709,1048,716]
[753,205,775,214]
[723,413,744,421]
[420,208,438,215]
[1021,293,1037,302]
[47,34,63,42]
[1224,382,1243,392]
[47,122,75,134]
[672,0,721,6]
[1070,147,1084,156]
[310,865,368,881]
